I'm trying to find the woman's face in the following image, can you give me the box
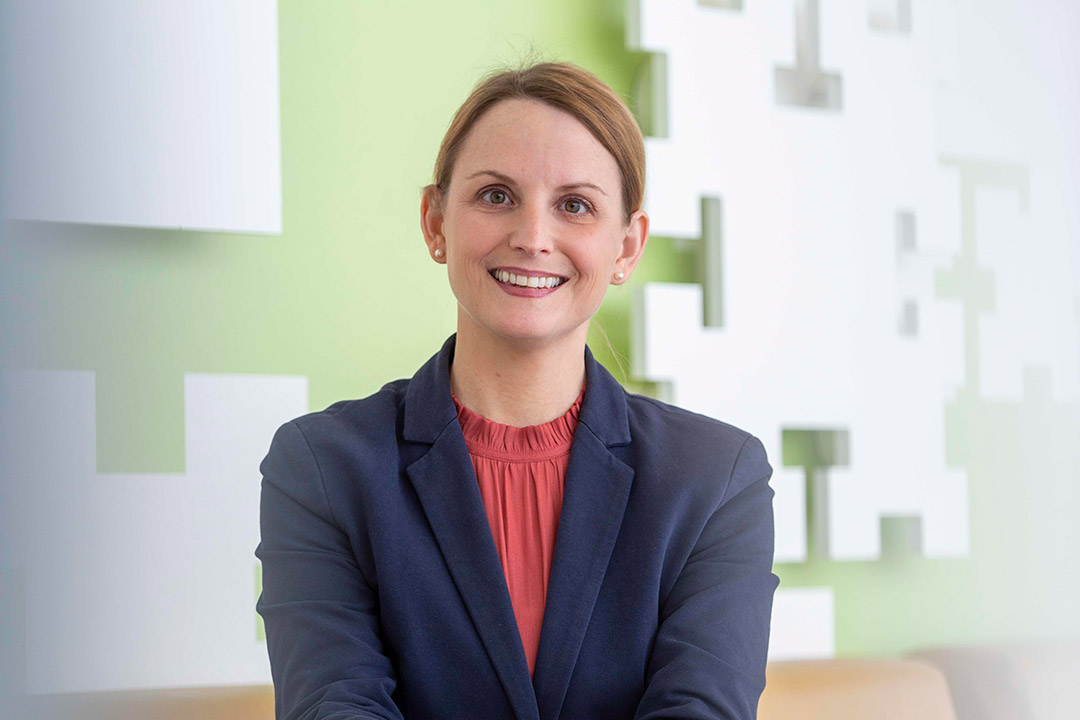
[421,98,648,350]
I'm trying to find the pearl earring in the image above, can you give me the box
[434,248,444,258]
[614,271,625,280]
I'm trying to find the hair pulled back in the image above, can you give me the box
[431,62,645,223]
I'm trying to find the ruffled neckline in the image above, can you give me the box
[452,382,586,462]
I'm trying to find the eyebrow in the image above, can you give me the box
[464,169,608,196]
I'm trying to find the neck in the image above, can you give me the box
[449,312,587,428]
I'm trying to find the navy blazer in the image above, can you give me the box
[256,333,778,720]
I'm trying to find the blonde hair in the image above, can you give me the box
[431,61,645,223]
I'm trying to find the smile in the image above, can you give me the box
[489,269,567,289]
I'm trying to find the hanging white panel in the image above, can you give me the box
[4,0,281,234]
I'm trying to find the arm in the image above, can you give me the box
[256,420,405,720]
[634,434,779,720]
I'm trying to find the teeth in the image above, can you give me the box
[494,270,564,288]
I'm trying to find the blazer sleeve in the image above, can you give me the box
[255,420,405,720]
[634,434,779,720]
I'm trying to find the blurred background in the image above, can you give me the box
[1,1,1077,718]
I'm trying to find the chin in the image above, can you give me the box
[495,326,556,344]
[492,319,587,348]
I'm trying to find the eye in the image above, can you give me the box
[562,197,592,215]
[481,187,511,205]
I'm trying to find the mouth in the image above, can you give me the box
[488,268,569,289]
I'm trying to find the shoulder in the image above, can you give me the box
[623,391,772,500]
[266,377,410,469]
[624,390,754,456]
[624,390,749,443]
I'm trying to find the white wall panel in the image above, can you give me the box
[4,0,281,234]
[0,370,306,692]
[627,0,1080,656]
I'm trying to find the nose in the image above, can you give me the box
[508,203,554,257]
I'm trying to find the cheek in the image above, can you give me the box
[572,242,619,277]
[448,215,500,256]
[571,261,613,298]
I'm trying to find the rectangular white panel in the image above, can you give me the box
[769,588,835,660]
[5,0,281,234]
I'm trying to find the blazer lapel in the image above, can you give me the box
[403,335,540,720]
[531,345,635,720]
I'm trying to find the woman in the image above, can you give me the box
[256,61,778,720]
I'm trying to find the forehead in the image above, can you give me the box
[453,98,620,190]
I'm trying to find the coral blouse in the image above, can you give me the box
[451,381,586,678]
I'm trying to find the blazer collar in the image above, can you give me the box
[403,332,632,447]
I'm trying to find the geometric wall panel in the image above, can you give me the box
[626,1,980,660]
[627,0,1080,657]
[627,0,972,565]
[0,370,306,692]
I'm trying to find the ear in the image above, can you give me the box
[420,184,446,262]
[612,209,649,284]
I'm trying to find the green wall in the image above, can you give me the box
[1,0,1077,659]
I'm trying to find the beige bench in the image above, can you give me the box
[759,657,958,720]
